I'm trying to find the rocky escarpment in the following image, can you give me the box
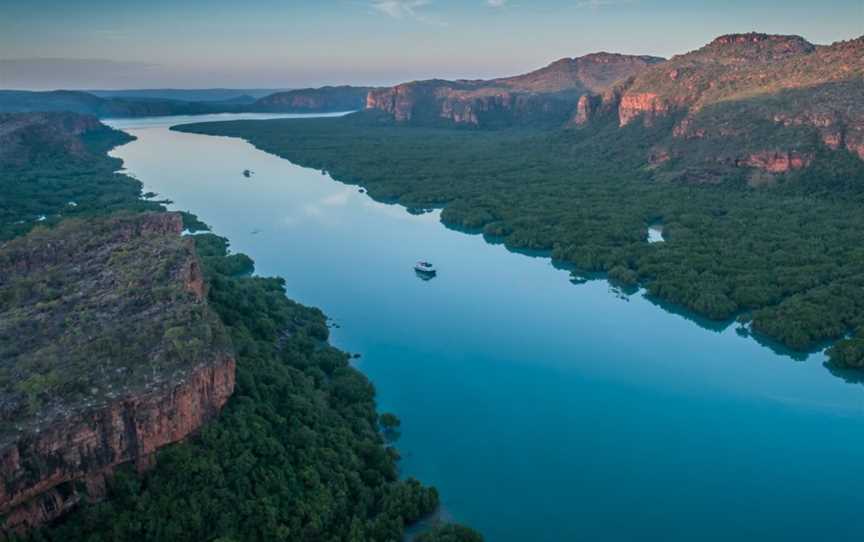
[366,53,663,127]
[611,34,815,125]
[0,213,235,535]
[0,358,234,533]
[574,33,864,179]
[253,85,371,113]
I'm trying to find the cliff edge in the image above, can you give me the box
[0,213,235,535]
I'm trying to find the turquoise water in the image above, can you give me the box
[107,114,864,541]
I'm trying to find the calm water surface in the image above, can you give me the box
[107,114,864,542]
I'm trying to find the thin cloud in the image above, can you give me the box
[576,0,632,7]
[370,0,431,19]
[369,0,449,26]
[487,0,507,7]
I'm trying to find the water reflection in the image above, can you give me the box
[415,270,436,281]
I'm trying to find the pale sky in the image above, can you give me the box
[1,0,862,89]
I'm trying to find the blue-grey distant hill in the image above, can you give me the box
[0,86,372,118]
[87,88,288,102]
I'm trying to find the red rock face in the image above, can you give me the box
[572,94,600,125]
[366,84,426,123]
[0,355,235,535]
[741,151,814,173]
[618,92,673,127]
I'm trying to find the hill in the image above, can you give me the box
[88,88,288,102]
[366,53,664,127]
[0,212,235,533]
[251,85,371,113]
[0,90,245,117]
[0,86,372,118]
[575,34,864,181]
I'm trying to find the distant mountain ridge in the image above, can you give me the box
[252,85,371,113]
[0,90,243,118]
[366,53,664,127]
[0,86,371,118]
[366,32,864,181]
[87,88,289,102]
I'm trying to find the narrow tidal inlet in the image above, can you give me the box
[107,114,864,542]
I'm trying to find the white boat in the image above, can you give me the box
[414,261,436,275]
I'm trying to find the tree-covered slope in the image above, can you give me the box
[0,112,164,241]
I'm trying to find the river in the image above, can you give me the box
[106,113,864,541]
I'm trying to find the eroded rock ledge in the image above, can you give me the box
[0,213,235,535]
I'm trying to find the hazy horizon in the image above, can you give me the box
[2,0,862,90]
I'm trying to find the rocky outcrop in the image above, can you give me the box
[618,92,675,127]
[708,32,816,58]
[598,34,864,178]
[0,213,235,536]
[740,151,814,173]
[617,34,862,122]
[0,356,235,534]
[366,53,663,127]
[572,94,601,125]
[366,83,434,123]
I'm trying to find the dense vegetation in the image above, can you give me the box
[24,234,441,541]
[0,112,476,540]
[0,213,229,442]
[0,118,163,241]
[176,111,864,366]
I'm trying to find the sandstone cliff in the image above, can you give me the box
[0,213,235,535]
[574,33,864,179]
[366,53,663,127]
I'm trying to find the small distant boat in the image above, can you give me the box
[414,261,436,275]
[243,169,253,178]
